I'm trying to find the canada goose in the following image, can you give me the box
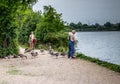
[49,49,54,55]
[24,48,32,53]
[18,54,27,59]
[40,49,44,52]
[60,52,67,56]
[31,51,38,57]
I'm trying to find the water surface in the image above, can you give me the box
[76,31,120,65]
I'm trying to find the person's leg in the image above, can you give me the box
[71,42,75,58]
[68,41,71,58]
[30,43,32,49]
[31,42,34,49]
[30,40,33,49]
[32,43,35,50]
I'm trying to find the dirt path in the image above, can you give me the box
[0,48,120,84]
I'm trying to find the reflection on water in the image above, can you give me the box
[76,31,120,65]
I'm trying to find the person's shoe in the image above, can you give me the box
[68,56,70,59]
[71,56,76,59]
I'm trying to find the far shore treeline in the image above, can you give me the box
[68,22,120,31]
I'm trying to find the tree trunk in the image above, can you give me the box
[3,38,7,47]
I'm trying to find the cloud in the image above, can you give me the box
[33,0,120,24]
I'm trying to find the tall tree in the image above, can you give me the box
[35,5,67,50]
[0,0,38,58]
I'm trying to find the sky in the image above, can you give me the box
[33,0,120,25]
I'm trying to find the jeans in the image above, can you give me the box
[68,40,74,58]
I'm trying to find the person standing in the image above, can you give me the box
[29,31,35,49]
[68,30,76,59]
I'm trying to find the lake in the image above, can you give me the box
[76,31,120,65]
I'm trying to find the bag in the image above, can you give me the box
[33,38,36,44]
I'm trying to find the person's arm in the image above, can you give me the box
[30,35,31,39]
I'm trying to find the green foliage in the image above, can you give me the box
[17,5,67,51]
[0,0,38,58]
[77,53,120,73]
[37,44,48,50]
[58,46,66,52]
[69,21,120,31]
[35,5,67,50]
[18,9,41,45]
[104,22,112,28]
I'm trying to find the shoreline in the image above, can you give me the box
[77,53,120,73]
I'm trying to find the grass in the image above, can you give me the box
[7,66,21,75]
[77,53,120,73]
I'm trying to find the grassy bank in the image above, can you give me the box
[77,53,120,73]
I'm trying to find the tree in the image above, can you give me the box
[69,23,77,29]
[35,5,67,51]
[77,22,82,27]
[116,23,120,30]
[68,21,120,31]
[83,24,88,28]
[104,22,112,28]
[95,23,102,31]
[0,0,38,58]
[18,8,42,45]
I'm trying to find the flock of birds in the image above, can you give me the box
[5,46,67,59]
[22,47,67,59]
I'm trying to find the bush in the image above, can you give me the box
[35,6,68,51]
[0,41,19,58]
